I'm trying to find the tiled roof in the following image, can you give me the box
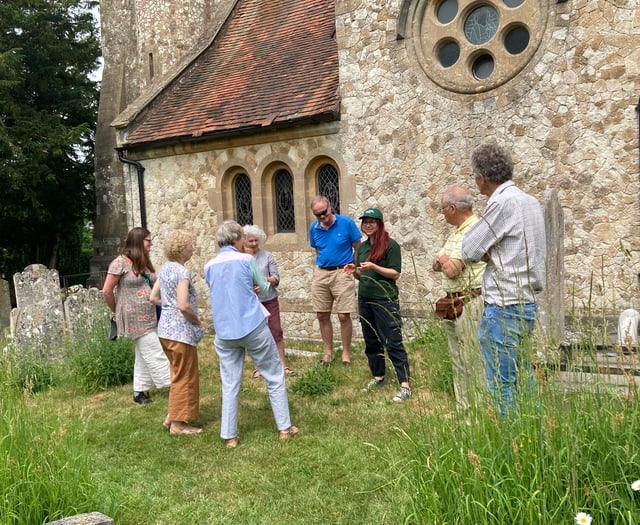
[123,0,339,147]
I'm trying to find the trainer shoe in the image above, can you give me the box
[362,378,387,392]
[392,387,411,402]
[133,391,152,404]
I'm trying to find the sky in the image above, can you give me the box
[90,4,103,82]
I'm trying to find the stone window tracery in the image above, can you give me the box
[317,163,340,214]
[223,157,345,236]
[274,169,295,233]
[233,173,253,226]
[405,0,548,93]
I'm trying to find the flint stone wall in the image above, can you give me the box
[127,161,566,342]
[335,0,639,314]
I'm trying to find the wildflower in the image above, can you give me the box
[575,512,592,524]
[632,479,640,492]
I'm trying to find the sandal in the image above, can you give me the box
[284,367,296,376]
[342,360,352,368]
[225,437,240,448]
[320,351,335,366]
[252,369,262,379]
[279,426,299,440]
[170,422,203,435]
[162,417,171,430]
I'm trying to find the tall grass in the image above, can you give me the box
[66,314,134,393]
[391,322,640,524]
[0,352,116,525]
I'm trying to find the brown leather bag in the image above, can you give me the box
[434,296,464,320]
[434,289,482,320]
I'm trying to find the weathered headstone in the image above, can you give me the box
[44,512,114,525]
[537,189,565,360]
[11,264,65,356]
[0,278,11,337]
[64,286,108,335]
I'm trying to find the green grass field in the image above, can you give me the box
[3,319,640,524]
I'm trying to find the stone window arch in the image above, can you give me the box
[399,0,550,94]
[218,166,254,223]
[273,168,295,233]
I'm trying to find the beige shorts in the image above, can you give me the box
[311,267,357,313]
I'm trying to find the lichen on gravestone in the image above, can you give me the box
[11,264,65,357]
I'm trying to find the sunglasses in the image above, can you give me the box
[313,206,330,217]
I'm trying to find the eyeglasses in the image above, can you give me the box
[440,204,453,213]
[143,238,152,243]
[313,206,329,218]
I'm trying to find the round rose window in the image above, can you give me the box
[408,0,548,93]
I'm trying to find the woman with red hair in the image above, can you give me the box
[344,208,411,402]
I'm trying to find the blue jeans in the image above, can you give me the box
[478,303,537,415]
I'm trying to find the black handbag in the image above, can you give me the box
[109,319,118,340]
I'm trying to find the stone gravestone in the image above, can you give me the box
[11,264,65,356]
[0,278,11,338]
[44,512,114,525]
[64,286,108,336]
[537,188,565,361]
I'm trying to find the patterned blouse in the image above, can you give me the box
[107,255,157,340]
[156,261,203,346]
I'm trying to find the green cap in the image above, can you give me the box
[359,208,383,220]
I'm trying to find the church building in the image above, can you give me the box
[93,0,640,339]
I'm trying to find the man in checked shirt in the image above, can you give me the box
[461,142,547,416]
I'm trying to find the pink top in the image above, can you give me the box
[107,255,157,340]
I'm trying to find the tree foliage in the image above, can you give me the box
[0,0,100,279]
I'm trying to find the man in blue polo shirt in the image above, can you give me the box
[309,195,361,366]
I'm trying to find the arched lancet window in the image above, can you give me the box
[317,163,340,214]
[274,169,295,232]
[233,173,253,226]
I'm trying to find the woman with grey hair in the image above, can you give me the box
[243,224,294,378]
[150,229,204,435]
[204,220,298,447]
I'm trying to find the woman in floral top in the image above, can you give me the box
[150,230,204,435]
[103,227,170,405]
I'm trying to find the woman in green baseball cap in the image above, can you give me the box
[344,208,411,402]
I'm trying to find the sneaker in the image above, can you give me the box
[362,378,387,392]
[133,391,152,405]
[392,387,411,402]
